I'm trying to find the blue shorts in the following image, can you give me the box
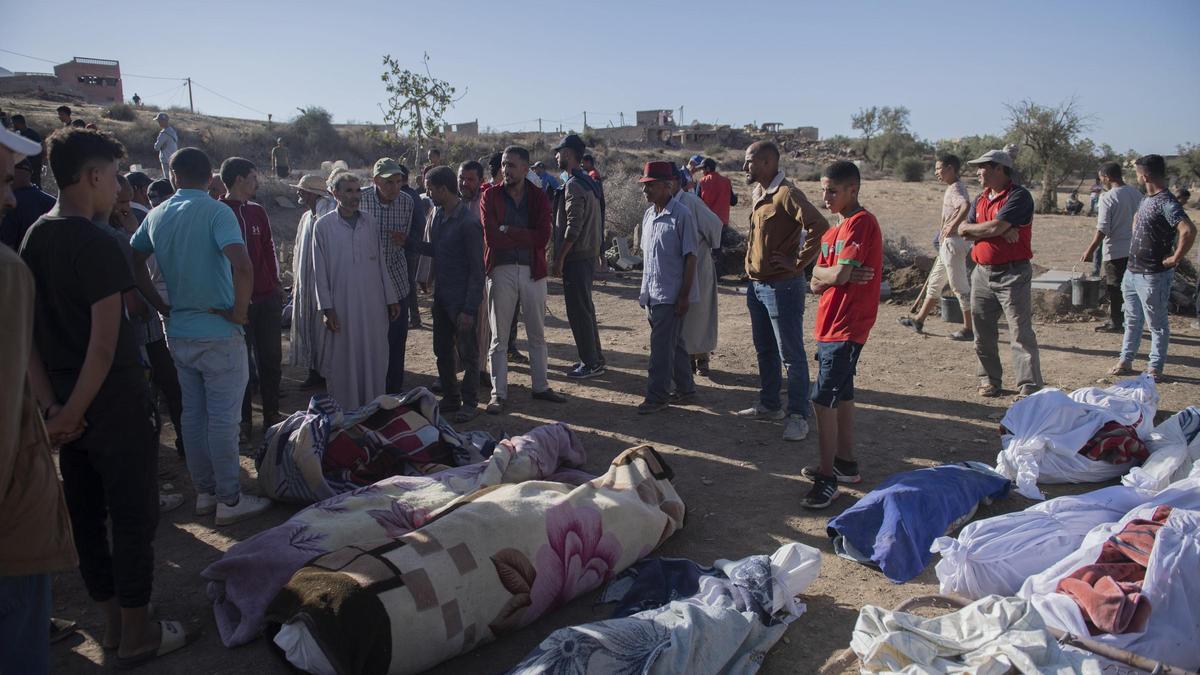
[813,340,863,408]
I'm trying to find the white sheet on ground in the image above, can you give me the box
[994,375,1157,500]
[1122,406,1200,492]
[931,483,1151,600]
[850,595,1102,674]
[1019,502,1200,670]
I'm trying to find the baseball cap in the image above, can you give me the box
[553,134,586,155]
[155,112,169,121]
[0,127,42,158]
[688,154,704,167]
[966,150,1014,169]
[372,157,407,178]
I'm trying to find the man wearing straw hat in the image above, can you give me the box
[289,174,333,388]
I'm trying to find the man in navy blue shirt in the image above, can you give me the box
[0,157,54,249]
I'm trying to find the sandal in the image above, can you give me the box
[977,383,1001,398]
[1108,362,1134,377]
[116,620,197,670]
[49,617,77,644]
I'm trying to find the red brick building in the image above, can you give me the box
[53,57,123,105]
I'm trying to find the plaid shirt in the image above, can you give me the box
[359,185,414,300]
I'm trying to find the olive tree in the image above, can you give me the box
[1005,98,1091,213]
[380,53,459,168]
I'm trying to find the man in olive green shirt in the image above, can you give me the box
[270,139,289,179]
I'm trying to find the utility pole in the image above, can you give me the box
[678,105,683,126]
[538,118,542,134]
[619,111,625,126]
[186,77,194,113]
[582,111,587,133]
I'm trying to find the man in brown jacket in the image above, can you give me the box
[0,128,77,675]
[736,141,830,442]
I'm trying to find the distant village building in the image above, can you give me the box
[443,120,479,139]
[0,56,123,105]
[636,109,675,127]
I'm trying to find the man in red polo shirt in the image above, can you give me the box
[960,149,1043,399]
[698,157,734,228]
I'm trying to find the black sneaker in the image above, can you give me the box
[567,363,606,379]
[801,459,861,484]
[801,475,840,509]
[438,397,462,413]
[897,316,924,333]
[507,350,529,364]
[532,388,567,403]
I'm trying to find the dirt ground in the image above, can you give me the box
[51,178,1199,673]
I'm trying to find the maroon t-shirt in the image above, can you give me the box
[220,198,279,302]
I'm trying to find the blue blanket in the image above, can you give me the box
[826,462,1010,583]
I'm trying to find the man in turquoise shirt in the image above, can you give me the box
[130,147,271,527]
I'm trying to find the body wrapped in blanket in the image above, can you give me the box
[266,445,686,675]
[204,423,589,647]
[256,388,494,504]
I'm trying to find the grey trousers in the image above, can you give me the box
[970,261,1043,390]
[646,304,694,404]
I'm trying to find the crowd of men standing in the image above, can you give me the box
[0,104,1196,672]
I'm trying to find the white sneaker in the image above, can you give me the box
[734,403,785,420]
[215,494,272,526]
[783,414,810,442]
[159,492,184,513]
[195,493,217,516]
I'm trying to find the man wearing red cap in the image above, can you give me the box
[636,161,699,414]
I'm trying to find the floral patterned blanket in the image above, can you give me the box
[205,423,589,647]
[255,388,494,505]
[508,543,822,674]
[265,445,686,675]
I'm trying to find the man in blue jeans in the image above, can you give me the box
[736,141,829,441]
[1110,154,1195,381]
[132,147,272,526]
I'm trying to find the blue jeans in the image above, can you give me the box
[813,341,863,408]
[0,574,50,674]
[747,277,810,417]
[1120,269,1174,372]
[170,336,249,503]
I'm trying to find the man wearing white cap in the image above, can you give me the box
[153,113,178,181]
[959,149,1043,399]
[289,174,333,388]
[0,125,78,675]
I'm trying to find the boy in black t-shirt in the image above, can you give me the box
[19,128,193,667]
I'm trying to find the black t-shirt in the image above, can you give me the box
[19,215,143,402]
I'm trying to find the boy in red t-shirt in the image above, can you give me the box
[801,160,883,509]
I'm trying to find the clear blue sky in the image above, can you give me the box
[6,0,1197,153]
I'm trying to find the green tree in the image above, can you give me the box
[380,53,459,168]
[1004,98,1091,213]
[1178,143,1200,182]
[852,106,914,169]
[850,107,880,162]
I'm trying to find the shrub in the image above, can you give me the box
[103,102,137,122]
[290,106,340,160]
[895,157,926,182]
[601,170,647,241]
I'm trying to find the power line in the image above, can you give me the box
[139,81,187,99]
[188,80,269,117]
[0,48,56,64]
[122,72,187,81]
